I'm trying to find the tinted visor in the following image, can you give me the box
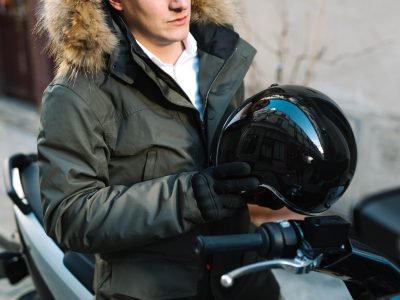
[217,95,351,214]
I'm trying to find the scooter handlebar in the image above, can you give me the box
[195,221,299,258]
[195,233,264,255]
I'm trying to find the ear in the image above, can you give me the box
[108,0,123,11]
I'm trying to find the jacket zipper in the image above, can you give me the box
[202,48,238,118]
[201,47,238,166]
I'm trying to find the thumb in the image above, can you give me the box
[214,162,252,179]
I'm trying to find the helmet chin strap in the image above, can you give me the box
[259,184,287,202]
[258,183,290,209]
[258,184,311,215]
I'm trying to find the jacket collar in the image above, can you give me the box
[108,14,241,86]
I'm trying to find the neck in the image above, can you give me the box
[135,37,185,65]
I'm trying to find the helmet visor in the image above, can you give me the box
[217,95,351,214]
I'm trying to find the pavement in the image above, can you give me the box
[0,96,38,299]
[0,94,353,299]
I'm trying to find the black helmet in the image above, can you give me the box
[216,85,357,215]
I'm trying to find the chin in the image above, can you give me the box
[170,28,190,42]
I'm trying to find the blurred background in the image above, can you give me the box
[237,0,400,220]
[0,0,399,299]
[0,0,52,106]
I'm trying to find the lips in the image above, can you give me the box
[168,16,188,25]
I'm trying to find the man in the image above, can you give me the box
[37,0,281,299]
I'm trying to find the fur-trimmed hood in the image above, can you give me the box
[38,0,238,78]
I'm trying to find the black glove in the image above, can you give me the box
[192,162,260,221]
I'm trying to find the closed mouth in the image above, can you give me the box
[168,16,187,23]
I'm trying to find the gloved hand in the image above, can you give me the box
[192,162,260,221]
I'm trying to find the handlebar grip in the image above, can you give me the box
[195,233,264,255]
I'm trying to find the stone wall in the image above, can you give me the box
[237,0,400,218]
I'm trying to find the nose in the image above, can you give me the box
[169,0,189,11]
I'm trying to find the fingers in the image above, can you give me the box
[192,173,215,204]
[214,177,260,194]
[192,162,259,222]
[219,194,246,208]
[213,161,252,179]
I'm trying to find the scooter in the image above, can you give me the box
[1,153,400,299]
[1,153,94,300]
[196,202,400,299]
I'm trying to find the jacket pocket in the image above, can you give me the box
[109,259,199,300]
[142,150,157,181]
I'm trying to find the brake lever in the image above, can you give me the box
[220,251,323,288]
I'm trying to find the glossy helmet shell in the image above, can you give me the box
[216,85,357,214]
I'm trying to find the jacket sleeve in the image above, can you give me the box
[37,84,205,253]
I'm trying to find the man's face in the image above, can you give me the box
[119,0,191,47]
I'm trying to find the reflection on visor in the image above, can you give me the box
[227,96,323,154]
[267,98,323,154]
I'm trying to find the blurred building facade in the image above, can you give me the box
[236,0,400,218]
[0,0,53,105]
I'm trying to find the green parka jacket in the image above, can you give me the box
[37,1,279,299]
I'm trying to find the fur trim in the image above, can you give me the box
[38,0,118,79]
[191,0,237,25]
[38,0,238,79]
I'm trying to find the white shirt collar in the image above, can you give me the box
[135,33,203,120]
[136,32,198,67]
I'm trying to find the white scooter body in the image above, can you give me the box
[14,207,92,299]
[1,153,94,300]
